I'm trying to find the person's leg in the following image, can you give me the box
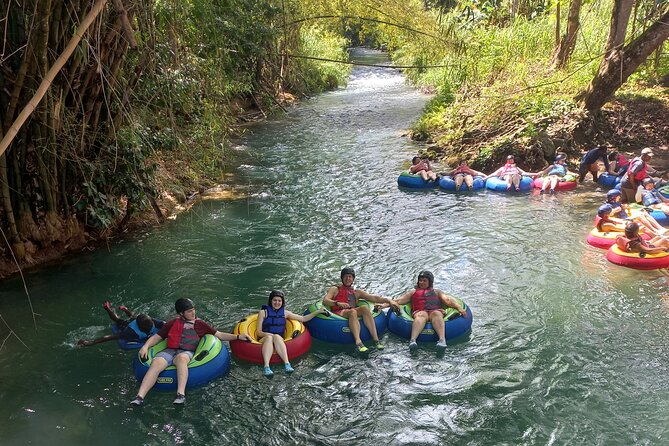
[541,177,550,192]
[343,309,362,345]
[174,352,192,397]
[550,176,559,192]
[590,164,599,182]
[503,175,512,190]
[428,171,437,181]
[136,357,169,399]
[357,306,379,342]
[464,175,474,190]
[620,187,634,204]
[103,301,123,324]
[578,163,587,184]
[429,311,446,342]
[260,335,274,368]
[410,312,428,342]
[512,174,521,190]
[455,175,464,191]
[272,335,290,364]
[419,171,428,181]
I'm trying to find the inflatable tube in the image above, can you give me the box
[649,209,669,226]
[111,324,144,350]
[229,313,311,364]
[397,171,438,189]
[387,297,472,342]
[438,175,485,192]
[606,245,669,270]
[133,334,230,390]
[532,177,578,191]
[304,300,387,344]
[586,227,650,249]
[485,176,533,192]
[598,173,621,188]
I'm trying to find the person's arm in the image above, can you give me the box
[355,289,393,306]
[77,333,119,346]
[607,161,619,175]
[323,286,343,308]
[489,167,502,177]
[256,309,269,337]
[138,333,163,361]
[390,290,414,307]
[438,291,467,317]
[285,308,328,323]
[214,331,251,342]
[602,156,610,173]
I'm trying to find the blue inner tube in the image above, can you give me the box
[133,334,230,390]
[397,171,438,189]
[304,300,387,344]
[598,173,621,188]
[485,176,533,192]
[438,175,485,192]
[387,298,472,342]
[650,209,669,226]
[111,324,144,350]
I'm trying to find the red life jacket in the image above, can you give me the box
[331,285,357,311]
[499,162,520,177]
[411,288,441,312]
[616,235,646,252]
[630,157,649,181]
[166,317,200,351]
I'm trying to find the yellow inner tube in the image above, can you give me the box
[610,245,669,259]
[232,313,305,344]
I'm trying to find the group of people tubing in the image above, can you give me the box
[587,146,669,256]
[410,153,574,193]
[79,268,467,407]
[410,145,661,196]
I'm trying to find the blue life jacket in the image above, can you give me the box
[547,164,566,177]
[261,305,286,335]
[127,318,159,340]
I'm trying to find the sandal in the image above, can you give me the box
[356,343,369,353]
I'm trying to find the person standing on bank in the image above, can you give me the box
[578,145,609,184]
[130,298,251,406]
[322,267,396,352]
[620,147,654,204]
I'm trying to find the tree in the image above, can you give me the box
[550,0,582,69]
[577,4,669,111]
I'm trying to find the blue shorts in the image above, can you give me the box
[155,348,194,365]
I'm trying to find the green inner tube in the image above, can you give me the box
[307,299,382,320]
[138,334,222,370]
[399,171,421,178]
[397,297,467,321]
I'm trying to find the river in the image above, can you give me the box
[1,48,669,445]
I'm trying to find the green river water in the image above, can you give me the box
[1,49,669,445]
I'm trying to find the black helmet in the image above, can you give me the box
[267,290,285,307]
[597,204,613,218]
[417,270,434,288]
[555,154,566,162]
[625,222,640,238]
[606,189,621,202]
[642,178,655,186]
[175,298,194,314]
[340,267,355,280]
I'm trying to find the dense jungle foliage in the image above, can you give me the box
[0,0,667,273]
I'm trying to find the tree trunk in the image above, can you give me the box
[604,0,634,54]
[577,8,669,111]
[551,0,582,69]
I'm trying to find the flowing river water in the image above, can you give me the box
[2,48,669,445]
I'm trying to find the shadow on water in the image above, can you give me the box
[2,48,669,445]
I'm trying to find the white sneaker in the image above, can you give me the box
[409,341,418,351]
[436,340,447,349]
